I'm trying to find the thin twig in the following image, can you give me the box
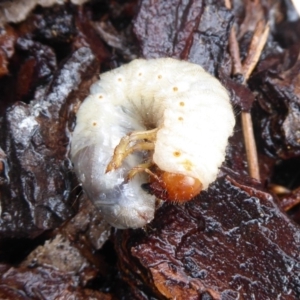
[229,26,243,75]
[225,0,269,181]
[242,21,270,82]
[224,0,232,9]
[239,21,269,181]
[241,112,260,180]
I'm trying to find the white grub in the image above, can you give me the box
[70,58,235,229]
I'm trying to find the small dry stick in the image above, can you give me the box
[225,0,269,181]
[228,26,243,74]
[224,0,232,9]
[240,22,270,181]
[241,112,260,180]
[242,21,270,83]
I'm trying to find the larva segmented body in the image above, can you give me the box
[70,58,235,229]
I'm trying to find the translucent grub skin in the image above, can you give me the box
[70,58,235,229]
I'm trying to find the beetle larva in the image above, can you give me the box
[70,58,235,229]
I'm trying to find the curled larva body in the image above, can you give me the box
[70,58,235,229]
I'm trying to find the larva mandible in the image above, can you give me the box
[70,58,235,229]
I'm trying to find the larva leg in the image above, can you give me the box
[126,161,159,181]
[106,128,158,173]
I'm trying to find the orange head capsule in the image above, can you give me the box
[149,171,202,203]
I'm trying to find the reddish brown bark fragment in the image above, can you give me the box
[116,170,300,298]
[0,25,17,77]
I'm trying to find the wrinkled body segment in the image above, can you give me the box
[70,58,235,229]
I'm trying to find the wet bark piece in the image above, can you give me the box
[0,264,111,300]
[116,171,300,299]
[64,195,111,249]
[251,47,300,159]
[0,25,17,77]
[33,4,76,43]
[134,0,232,74]
[0,0,90,25]
[222,76,255,111]
[0,37,58,116]
[0,47,99,238]
[73,7,111,63]
[15,38,57,102]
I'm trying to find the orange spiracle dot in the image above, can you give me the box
[161,172,202,202]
